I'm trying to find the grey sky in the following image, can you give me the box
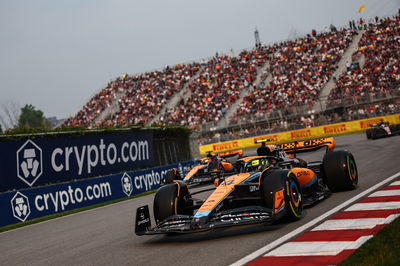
[0,0,398,121]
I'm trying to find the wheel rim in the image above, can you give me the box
[347,156,357,182]
[289,180,301,208]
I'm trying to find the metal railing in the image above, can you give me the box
[198,90,400,144]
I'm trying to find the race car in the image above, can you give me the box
[366,121,400,139]
[179,150,243,185]
[135,138,358,235]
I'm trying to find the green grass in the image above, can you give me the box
[0,190,155,233]
[341,216,400,265]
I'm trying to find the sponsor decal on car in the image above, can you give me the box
[137,215,150,226]
[191,177,212,183]
[249,185,259,193]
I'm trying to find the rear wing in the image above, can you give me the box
[254,138,274,144]
[217,149,244,158]
[371,122,389,127]
[278,137,335,154]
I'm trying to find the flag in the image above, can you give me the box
[358,4,366,13]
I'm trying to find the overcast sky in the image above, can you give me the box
[0,0,398,122]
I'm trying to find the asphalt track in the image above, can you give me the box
[1,133,400,266]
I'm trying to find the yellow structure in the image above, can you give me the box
[199,114,400,154]
[358,4,366,13]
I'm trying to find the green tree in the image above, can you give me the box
[18,104,50,129]
[0,123,3,133]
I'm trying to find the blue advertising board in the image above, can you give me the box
[0,161,195,227]
[0,132,154,191]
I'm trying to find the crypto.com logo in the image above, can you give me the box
[121,173,133,196]
[11,192,31,222]
[16,140,43,186]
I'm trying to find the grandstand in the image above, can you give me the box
[63,14,400,142]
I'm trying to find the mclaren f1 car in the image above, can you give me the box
[135,137,358,235]
[178,150,243,185]
[366,121,400,139]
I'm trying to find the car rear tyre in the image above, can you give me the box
[261,169,303,221]
[323,150,358,192]
[389,125,399,135]
[370,129,377,139]
[153,182,191,224]
[164,168,181,184]
[366,129,372,139]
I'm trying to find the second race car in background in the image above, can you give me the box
[366,121,400,139]
[179,150,243,185]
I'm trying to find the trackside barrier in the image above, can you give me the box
[0,161,195,227]
[199,114,400,154]
[0,131,154,192]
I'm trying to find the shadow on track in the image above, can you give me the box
[143,223,286,244]
[140,210,309,244]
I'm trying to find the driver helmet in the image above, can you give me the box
[271,145,281,157]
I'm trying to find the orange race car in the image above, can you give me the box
[135,137,358,235]
[177,150,243,185]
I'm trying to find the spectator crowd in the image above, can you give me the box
[156,48,274,128]
[109,63,201,126]
[233,27,356,124]
[328,16,400,104]
[63,14,399,138]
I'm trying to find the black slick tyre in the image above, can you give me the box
[153,182,190,224]
[370,129,377,139]
[366,129,372,139]
[261,169,303,221]
[323,150,358,192]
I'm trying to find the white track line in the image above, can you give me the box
[265,235,373,257]
[369,190,400,197]
[312,215,400,231]
[346,201,400,211]
[231,170,400,266]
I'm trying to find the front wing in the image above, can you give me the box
[135,206,278,235]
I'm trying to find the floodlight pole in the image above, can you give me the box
[254,28,261,48]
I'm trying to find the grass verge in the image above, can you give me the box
[0,190,156,233]
[341,216,400,265]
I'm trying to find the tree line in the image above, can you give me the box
[0,103,51,133]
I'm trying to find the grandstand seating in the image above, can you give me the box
[63,15,399,134]
[108,63,201,126]
[63,77,125,127]
[63,63,201,127]
[232,28,356,124]
[156,48,274,128]
[328,17,400,104]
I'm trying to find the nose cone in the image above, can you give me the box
[190,216,209,230]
